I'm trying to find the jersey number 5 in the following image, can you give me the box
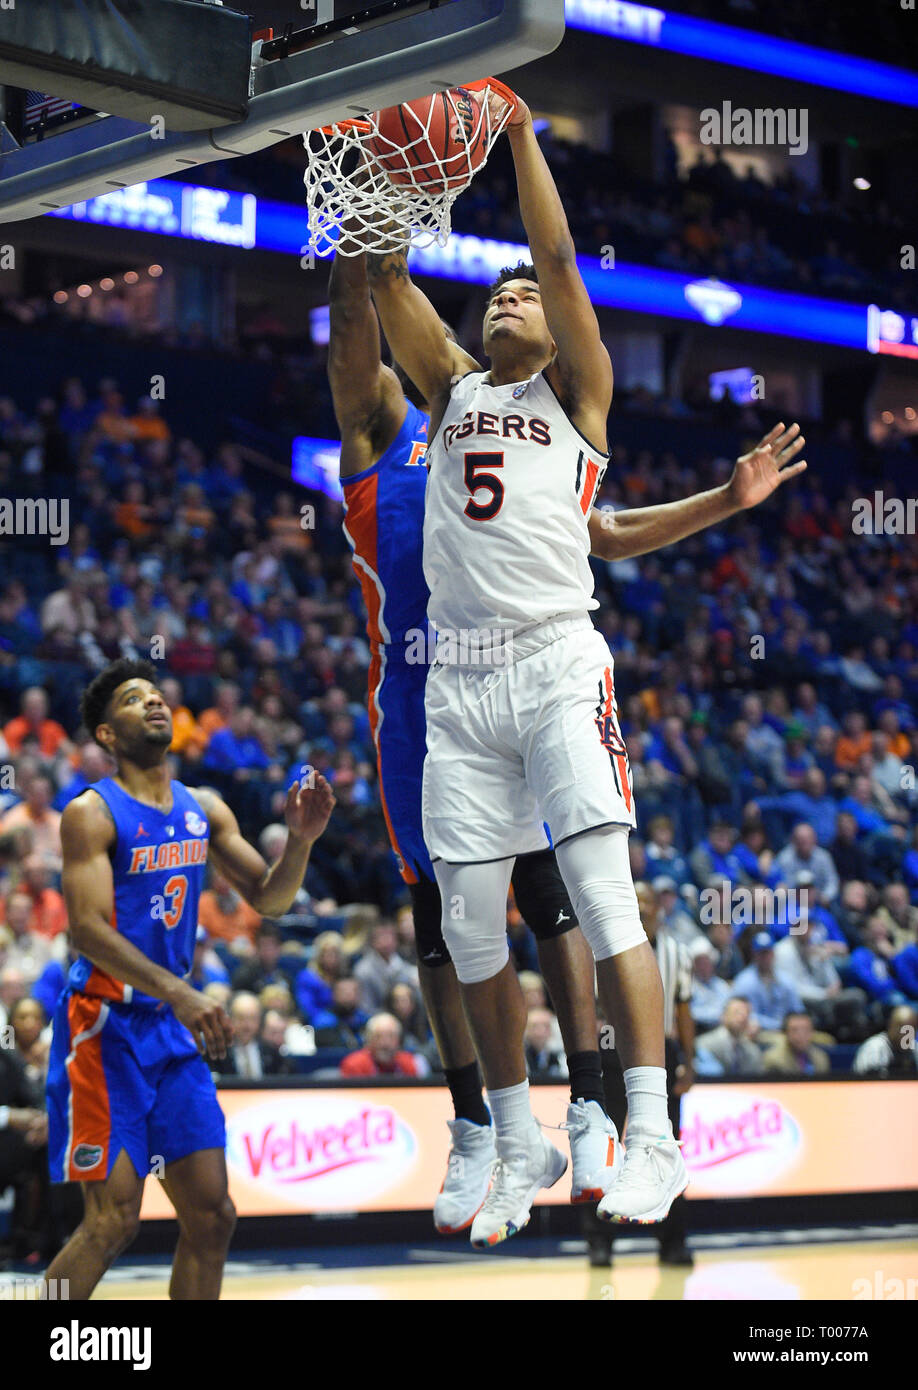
[463,452,504,521]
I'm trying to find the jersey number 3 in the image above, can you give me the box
[463,452,504,521]
[160,874,188,930]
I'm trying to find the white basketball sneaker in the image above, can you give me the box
[433,1119,497,1235]
[565,1098,622,1203]
[470,1123,568,1250]
[597,1135,688,1225]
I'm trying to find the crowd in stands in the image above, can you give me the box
[450,133,912,308]
[189,120,916,314]
[1,351,917,1258]
[1,351,917,1119]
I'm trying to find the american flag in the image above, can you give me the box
[24,91,80,133]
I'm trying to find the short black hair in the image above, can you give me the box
[486,261,538,301]
[81,658,158,745]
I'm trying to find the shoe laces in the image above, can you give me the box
[560,1100,609,1139]
[560,1106,598,1138]
[480,1155,529,1208]
[621,1137,680,1183]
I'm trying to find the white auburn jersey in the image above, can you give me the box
[423,369,608,634]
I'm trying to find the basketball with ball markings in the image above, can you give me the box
[367,88,488,192]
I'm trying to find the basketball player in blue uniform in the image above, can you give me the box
[45,658,334,1298]
[327,239,804,1241]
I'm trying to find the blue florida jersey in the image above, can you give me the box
[67,778,209,1008]
[341,400,430,654]
[341,400,434,883]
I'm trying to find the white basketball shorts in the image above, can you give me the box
[422,613,637,864]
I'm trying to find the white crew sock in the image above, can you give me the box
[487,1079,536,1154]
[624,1066,673,1144]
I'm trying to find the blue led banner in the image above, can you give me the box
[50,179,892,353]
[563,1,918,108]
[52,182,257,246]
[291,435,344,499]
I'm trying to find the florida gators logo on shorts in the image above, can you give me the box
[72,1143,104,1171]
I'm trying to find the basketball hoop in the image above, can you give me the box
[302,78,517,256]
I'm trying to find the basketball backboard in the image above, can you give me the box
[0,0,565,225]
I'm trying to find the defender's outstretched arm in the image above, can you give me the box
[367,247,481,422]
[328,246,407,476]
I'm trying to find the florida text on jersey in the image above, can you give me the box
[67,778,210,1007]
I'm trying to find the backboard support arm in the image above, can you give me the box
[0,0,564,224]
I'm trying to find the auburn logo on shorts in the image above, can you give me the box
[595,669,633,812]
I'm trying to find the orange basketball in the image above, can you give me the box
[367,88,487,193]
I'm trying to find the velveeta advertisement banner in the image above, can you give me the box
[139,1081,918,1219]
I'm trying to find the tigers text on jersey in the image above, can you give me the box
[423,370,608,637]
[67,778,209,1008]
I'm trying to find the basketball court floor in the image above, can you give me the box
[74,1226,917,1301]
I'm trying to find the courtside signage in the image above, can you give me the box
[680,1089,801,1195]
[137,1081,918,1219]
[225,1093,417,1210]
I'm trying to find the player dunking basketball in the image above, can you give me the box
[367,86,807,1246]
[44,659,334,1298]
[327,240,622,1231]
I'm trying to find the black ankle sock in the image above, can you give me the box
[568,1050,606,1110]
[444,1062,491,1127]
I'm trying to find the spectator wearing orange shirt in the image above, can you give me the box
[835,711,873,770]
[130,395,171,443]
[5,857,68,940]
[175,483,216,538]
[197,872,262,948]
[339,1012,425,1078]
[3,688,72,760]
[267,492,311,555]
[95,387,135,445]
[1,778,62,871]
[876,710,911,761]
[198,681,241,745]
[160,677,207,759]
[112,480,156,542]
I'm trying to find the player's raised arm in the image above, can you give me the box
[502,94,612,445]
[195,777,334,919]
[328,244,408,476]
[62,793,232,1056]
[588,423,807,561]
[367,245,481,422]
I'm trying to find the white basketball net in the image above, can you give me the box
[302,81,515,256]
